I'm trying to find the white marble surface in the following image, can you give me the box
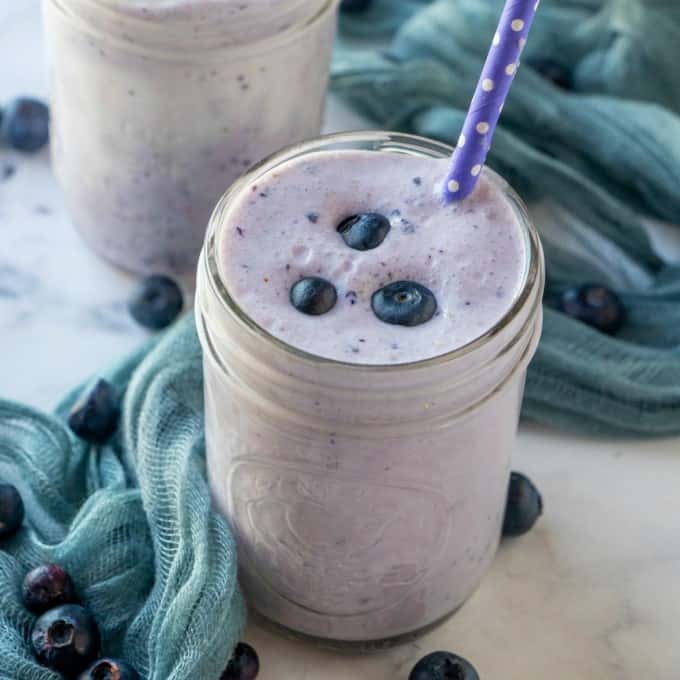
[2,2,680,679]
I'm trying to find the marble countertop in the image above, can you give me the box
[2,2,679,679]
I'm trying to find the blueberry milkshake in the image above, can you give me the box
[42,0,338,275]
[220,151,527,363]
[196,133,544,643]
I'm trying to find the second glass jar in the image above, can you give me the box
[42,0,338,274]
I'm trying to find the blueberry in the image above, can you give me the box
[0,97,49,152]
[337,213,390,251]
[340,0,373,12]
[0,482,24,539]
[371,281,437,327]
[503,472,543,537]
[68,379,120,444]
[31,604,101,675]
[529,59,572,89]
[128,274,184,330]
[23,564,78,614]
[409,651,480,680]
[78,658,140,680]
[221,642,260,680]
[290,277,337,316]
[559,284,624,335]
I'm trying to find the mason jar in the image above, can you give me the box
[195,132,545,646]
[42,0,338,275]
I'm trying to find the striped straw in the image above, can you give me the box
[442,0,540,202]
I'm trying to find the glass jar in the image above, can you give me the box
[42,0,338,275]
[195,132,545,646]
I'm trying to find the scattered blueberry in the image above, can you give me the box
[23,564,78,614]
[31,604,101,676]
[559,284,624,335]
[0,482,24,539]
[290,277,337,316]
[221,642,260,680]
[409,651,480,680]
[529,59,572,89]
[0,97,50,152]
[128,274,184,330]
[337,213,391,251]
[78,658,140,680]
[503,471,543,537]
[68,379,120,444]
[340,0,373,12]
[371,281,437,327]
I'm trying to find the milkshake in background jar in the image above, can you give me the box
[42,0,338,274]
[196,132,545,645]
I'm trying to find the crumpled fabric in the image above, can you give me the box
[333,0,680,435]
[0,317,245,680]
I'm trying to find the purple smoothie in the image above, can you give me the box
[218,150,528,363]
[43,0,337,274]
[198,137,543,643]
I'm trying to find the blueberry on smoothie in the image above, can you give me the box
[78,658,140,680]
[23,564,78,614]
[128,274,184,330]
[31,605,100,675]
[337,213,391,251]
[371,281,437,327]
[220,642,260,680]
[0,482,24,539]
[503,471,543,537]
[0,97,49,152]
[290,277,337,316]
[340,0,373,13]
[559,284,624,335]
[68,379,120,444]
[409,651,480,680]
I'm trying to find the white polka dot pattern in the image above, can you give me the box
[443,0,540,202]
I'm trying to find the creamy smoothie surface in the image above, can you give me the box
[218,150,528,364]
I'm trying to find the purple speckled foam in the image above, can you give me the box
[442,0,540,202]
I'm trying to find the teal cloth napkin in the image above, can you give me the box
[333,0,680,436]
[0,317,245,680]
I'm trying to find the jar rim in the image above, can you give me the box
[201,130,544,373]
[46,0,337,57]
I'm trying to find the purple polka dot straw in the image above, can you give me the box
[442,0,540,203]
